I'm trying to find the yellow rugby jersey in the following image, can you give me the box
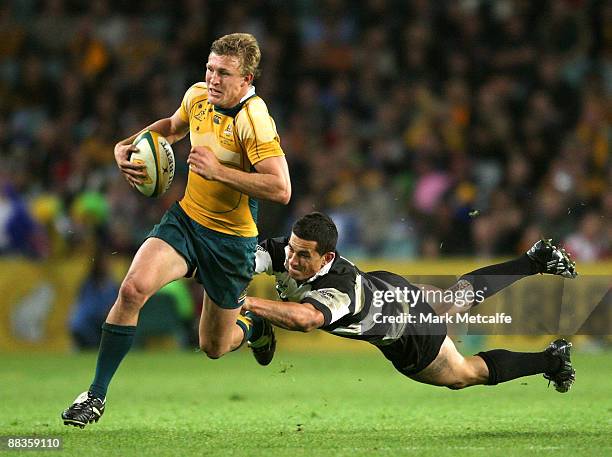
[177,82,285,237]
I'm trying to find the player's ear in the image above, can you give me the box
[243,73,254,86]
[322,252,335,266]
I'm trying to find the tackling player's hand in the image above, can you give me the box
[242,297,252,312]
[114,142,146,187]
[187,146,220,180]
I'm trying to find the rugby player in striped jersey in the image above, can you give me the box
[244,212,577,392]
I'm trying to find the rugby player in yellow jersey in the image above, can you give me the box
[61,33,291,428]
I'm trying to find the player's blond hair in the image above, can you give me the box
[210,33,261,79]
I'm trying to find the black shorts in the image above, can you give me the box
[368,270,446,376]
[376,331,446,376]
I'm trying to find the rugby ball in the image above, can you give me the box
[130,130,175,197]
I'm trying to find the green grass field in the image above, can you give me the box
[1,348,611,456]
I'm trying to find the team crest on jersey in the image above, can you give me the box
[193,103,207,121]
[223,123,233,136]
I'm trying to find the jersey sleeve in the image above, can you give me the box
[302,288,352,327]
[255,237,289,275]
[301,274,354,327]
[178,83,207,123]
[235,97,284,165]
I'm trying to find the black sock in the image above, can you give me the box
[459,254,539,304]
[477,349,561,385]
[89,323,136,399]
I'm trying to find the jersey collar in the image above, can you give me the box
[213,86,256,117]
[304,252,336,283]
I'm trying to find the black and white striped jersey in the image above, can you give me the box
[255,237,444,344]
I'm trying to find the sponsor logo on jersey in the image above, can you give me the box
[316,290,336,301]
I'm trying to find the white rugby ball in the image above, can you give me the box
[130,130,175,197]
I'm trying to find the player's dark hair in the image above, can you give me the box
[292,212,338,255]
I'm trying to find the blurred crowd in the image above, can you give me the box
[0,0,610,260]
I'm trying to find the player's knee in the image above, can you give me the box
[202,349,223,360]
[446,381,469,390]
[118,278,149,312]
[199,341,228,360]
[446,369,482,390]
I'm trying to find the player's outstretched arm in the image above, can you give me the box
[187,150,291,204]
[243,296,323,332]
[114,108,189,186]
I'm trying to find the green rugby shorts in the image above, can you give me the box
[147,202,256,309]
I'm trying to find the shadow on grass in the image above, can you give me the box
[461,430,606,440]
[60,427,609,442]
[53,426,611,457]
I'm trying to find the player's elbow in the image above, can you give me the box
[295,321,317,333]
[280,190,291,205]
[274,183,291,205]
[294,312,322,332]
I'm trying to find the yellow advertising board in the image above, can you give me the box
[0,257,609,352]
